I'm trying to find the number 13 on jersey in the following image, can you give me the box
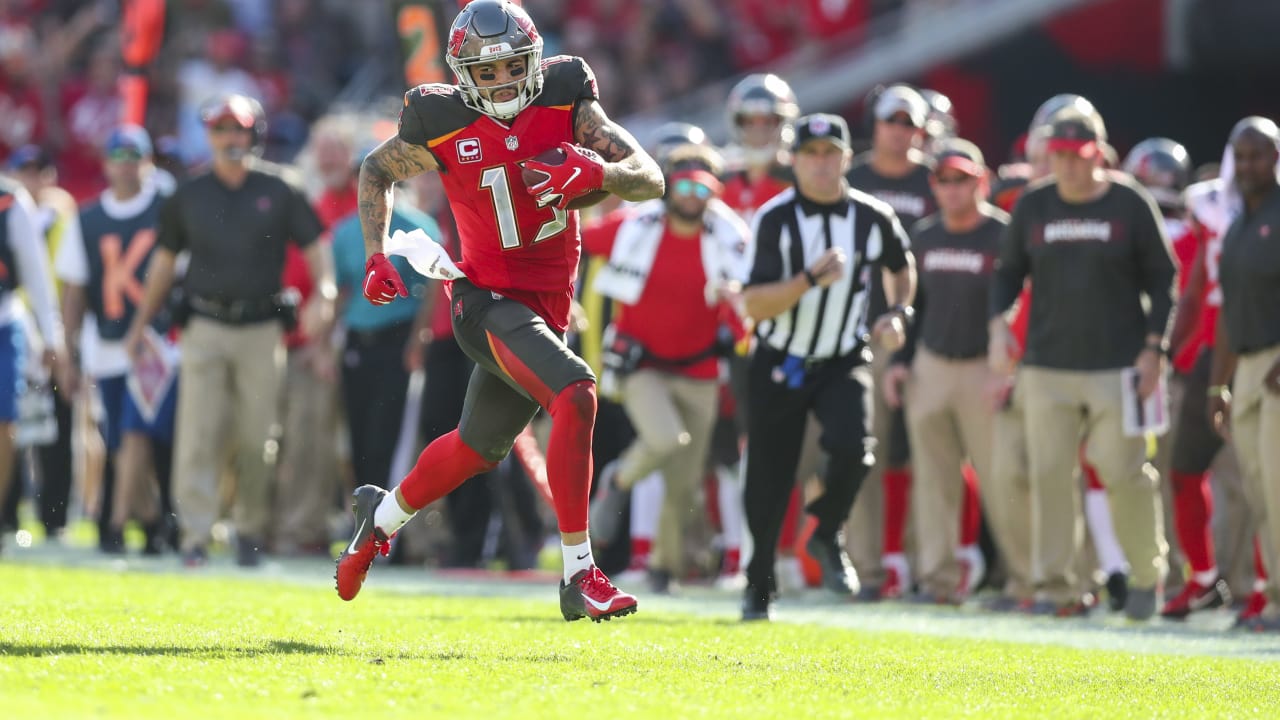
[480,166,567,249]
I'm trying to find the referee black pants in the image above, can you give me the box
[744,346,875,592]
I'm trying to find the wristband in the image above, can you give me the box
[890,303,915,323]
[802,269,818,287]
[1208,384,1231,400]
[1144,340,1169,357]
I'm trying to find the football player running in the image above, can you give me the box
[336,0,663,622]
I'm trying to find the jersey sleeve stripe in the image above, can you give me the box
[426,127,467,149]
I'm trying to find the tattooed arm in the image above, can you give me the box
[358,135,439,257]
[573,99,665,202]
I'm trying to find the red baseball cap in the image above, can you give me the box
[934,139,986,177]
[1046,115,1102,159]
[202,94,260,129]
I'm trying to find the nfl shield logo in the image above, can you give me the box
[505,135,519,151]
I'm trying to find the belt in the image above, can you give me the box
[925,346,986,362]
[189,294,279,325]
[760,344,854,370]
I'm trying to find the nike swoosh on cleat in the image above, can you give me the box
[347,519,366,555]
[584,594,616,612]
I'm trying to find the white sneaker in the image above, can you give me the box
[715,572,748,591]
[956,544,986,597]
[775,556,806,594]
[881,553,912,600]
[615,568,648,587]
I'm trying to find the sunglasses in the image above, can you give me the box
[880,115,919,129]
[210,123,251,134]
[107,148,143,162]
[672,178,714,199]
[934,174,975,185]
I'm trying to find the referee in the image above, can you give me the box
[740,114,916,620]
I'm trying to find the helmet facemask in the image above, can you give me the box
[726,74,798,166]
[446,1,545,120]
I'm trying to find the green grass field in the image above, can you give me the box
[3,551,1279,720]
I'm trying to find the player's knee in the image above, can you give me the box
[457,429,514,467]
[552,379,597,424]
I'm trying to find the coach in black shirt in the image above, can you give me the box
[884,139,1010,603]
[844,84,936,590]
[1208,117,1280,629]
[740,113,916,620]
[127,95,333,566]
[989,110,1175,620]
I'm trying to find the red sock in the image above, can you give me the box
[777,486,802,552]
[628,538,651,571]
[704,469,722,532]
[722,547,741,575]
[399,430,498,510]
[1256,536,1269,582]
[1080,458,1100,486]
[959,463,980,547]
[1170,470,1215,575]
[882,466,912,555]
[547,380,597,534]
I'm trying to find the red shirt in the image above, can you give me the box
[0,77,45,159]
[57,82,121,202]
[1167,218,1207,372]
[591,225,720,380]
[721,169,790,226]
[398,57,600,333]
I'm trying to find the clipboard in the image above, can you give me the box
[1121,367,1169,438]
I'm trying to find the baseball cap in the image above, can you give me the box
[934,139,986,177]
[104,124,153,158]
[5,144,50,171]
[202,94,260,129]
[874,85,928,128]
[1046,113,1106,159]
[792,113,851,152]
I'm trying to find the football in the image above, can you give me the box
[521,147,610,210]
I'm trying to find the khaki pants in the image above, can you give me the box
[1231,344,1280,606]
[989,379,1034,599]
[845,344,890,588]
[619,370,719,576]
[273,348,339,552]
[905,349,993,597]
[1021,366,1168,602]
[174,317,285,550]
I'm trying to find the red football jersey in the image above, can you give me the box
[721,166,792,226]
[398,55,599,333]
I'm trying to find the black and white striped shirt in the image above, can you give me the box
[745,186,911,360]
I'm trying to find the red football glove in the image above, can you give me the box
[523,142,606,210]
[363,252,407,305]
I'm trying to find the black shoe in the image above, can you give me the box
[742,584,771,621]
[649,569,672,595]
[1105,571,1129,612]
[142,521,171,556]
[1026,597,1092,618]
[182,545,208,568]
[236,536,263,567]
[99,528,125,555]
[805,532,857,595]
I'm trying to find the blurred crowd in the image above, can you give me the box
[0,0,891,203]
[3,0,1279,633]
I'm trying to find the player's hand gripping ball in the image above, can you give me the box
[520,143,609,210]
